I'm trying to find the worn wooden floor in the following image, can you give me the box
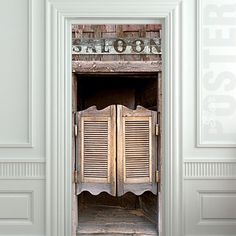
[77,205,157,236]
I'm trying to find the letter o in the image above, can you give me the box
[114,39,127,53]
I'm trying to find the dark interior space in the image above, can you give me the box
[75,73,158,111]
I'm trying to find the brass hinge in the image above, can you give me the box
[74,170,78,183]
[155,124,159,136]
[156,170,160,183]
[74,124,78,137]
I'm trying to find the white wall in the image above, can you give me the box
[0,0,45,235]
[0,0,235,235]
[183,0,236,235]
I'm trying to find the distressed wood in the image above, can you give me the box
[72,24,162,61]
[72,73,78,236]
[76,105,116,196]
[72,24,162,34]
[117,105,158,196]
[72,73,78,112]
[72,61,161,73]
[157,72,162,193]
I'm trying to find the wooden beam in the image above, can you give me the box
[72,61,162,73]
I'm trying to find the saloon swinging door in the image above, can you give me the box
[75,104,158,197]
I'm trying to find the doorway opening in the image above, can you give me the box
[72,24,162,236]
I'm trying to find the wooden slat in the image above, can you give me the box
[81,118,109,181]
[72,61,161,73]
[83,120,108,179]
[125,120,150,180]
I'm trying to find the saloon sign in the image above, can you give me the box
[72,38,161,55]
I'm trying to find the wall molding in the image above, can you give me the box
[0,191,33,225]
[198,190,236,225]
[0,0,33,148]
[0,160,45,180]
[184,160,236,179]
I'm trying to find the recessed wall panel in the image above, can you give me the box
[0,180,45,235]
[0,192,32,222]
[185,180,236,236]
[201,194,236,220]
[198,0,236,146]
[0,0,30,145]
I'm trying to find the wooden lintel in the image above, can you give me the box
[72,61,162,74]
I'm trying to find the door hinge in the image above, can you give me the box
[74,124,78,137]
[74,170,78,184]
[156,170,160,183]
[155,124,159,136]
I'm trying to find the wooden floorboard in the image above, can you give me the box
[77,205,158,235]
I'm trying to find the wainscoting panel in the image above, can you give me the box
[184,180,236,236]
[0,180,45,235]
[200,192,236,220]
[0,191,32,223]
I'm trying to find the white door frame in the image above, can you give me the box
[45,1,183,236]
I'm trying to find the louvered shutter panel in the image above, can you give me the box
[117,105,157,196]
[76,105,116,196]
